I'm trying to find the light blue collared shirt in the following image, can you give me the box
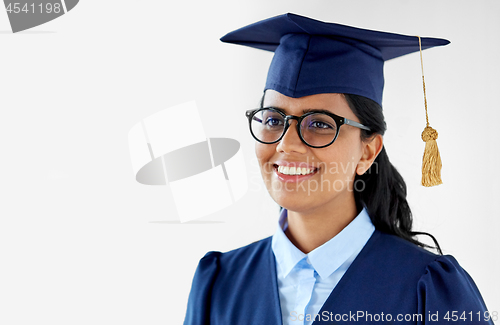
[271,208,375,325]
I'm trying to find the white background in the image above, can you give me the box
[0,1,498,324]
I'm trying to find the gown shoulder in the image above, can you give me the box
[316,231,494,324]
[416,254,494,324]
[183,237,276,325]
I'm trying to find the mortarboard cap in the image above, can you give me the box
[221,13,450,187]
[220,13,450,106]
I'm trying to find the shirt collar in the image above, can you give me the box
[271,207,375,279]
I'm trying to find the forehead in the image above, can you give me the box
[263,90,355,118]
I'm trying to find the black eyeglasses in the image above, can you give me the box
[245,107,371,148]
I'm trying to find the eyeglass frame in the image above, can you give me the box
[245,107,371,149]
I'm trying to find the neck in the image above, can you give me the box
[284,196,359,254]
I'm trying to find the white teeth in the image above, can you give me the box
[277,165,315,175]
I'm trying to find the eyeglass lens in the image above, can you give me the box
[250,109,339,147]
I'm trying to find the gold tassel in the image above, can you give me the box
[421,126,442,186]
[418,36,442,187]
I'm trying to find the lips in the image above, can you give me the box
[275,165,316,175]
[272,162,319,182]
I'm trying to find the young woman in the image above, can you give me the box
[184,13,493,325]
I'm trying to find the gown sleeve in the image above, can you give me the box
[183,251,221,325]
[417,255,495,324]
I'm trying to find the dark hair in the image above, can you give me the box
[260,92,442,254]
[343,93,442,254]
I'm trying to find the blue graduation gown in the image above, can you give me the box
[184,230,493,324]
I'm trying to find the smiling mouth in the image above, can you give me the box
[273,164,319,176]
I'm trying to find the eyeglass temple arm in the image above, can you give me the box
[344,118,371,131]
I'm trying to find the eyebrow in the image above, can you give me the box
[267,107,333,115]
[302,108,332,115]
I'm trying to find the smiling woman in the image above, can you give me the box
[255,91,383,254]
[183,13,494,325]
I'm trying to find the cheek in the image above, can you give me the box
[255,142,275,173]
[318,142,362,178]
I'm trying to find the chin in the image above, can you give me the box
[269,189,321,213]
[269,180,355,214]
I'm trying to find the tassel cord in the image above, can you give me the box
[417,36,442,187]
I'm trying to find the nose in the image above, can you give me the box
[276,118,308,154]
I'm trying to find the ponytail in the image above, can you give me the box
[345,94,442,254]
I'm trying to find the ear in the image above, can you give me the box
[356,134,384,175]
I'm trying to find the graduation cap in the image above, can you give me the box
[220,13,449,187]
